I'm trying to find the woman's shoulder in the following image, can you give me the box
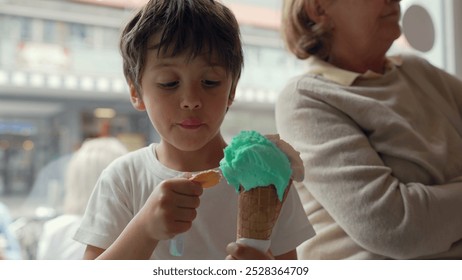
[397,53,435,71]
[279,72,344,103]
[396,53,454,81]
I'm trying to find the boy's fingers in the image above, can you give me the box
[169,220,193,235]
[175,194,201,209]
[164,178,203,196]
[173,207,197,223]
[226,242,270,260]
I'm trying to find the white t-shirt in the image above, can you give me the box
[74,144,315,259]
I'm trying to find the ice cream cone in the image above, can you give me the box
[219,131,301,252]
[237,184,289,241]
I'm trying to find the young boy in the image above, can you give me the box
[74,0,314,260]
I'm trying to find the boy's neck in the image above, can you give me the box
[155,137,227,172]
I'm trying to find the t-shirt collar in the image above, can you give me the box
[306,55,402,86]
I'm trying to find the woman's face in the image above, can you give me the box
[323,0,402,58]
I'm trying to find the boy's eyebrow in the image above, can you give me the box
[148,59,226,70]
[150,62,175,69]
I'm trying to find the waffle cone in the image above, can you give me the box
[237,185,286,240]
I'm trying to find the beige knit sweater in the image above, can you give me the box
[276,54,462,259]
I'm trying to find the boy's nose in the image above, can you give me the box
[181,102,201,110]
[180,91,202,110]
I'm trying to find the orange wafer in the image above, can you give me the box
[189,170,222,188]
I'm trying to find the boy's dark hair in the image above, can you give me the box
[120,0,244,95]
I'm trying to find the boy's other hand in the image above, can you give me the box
[140,178,203,241]
[225,242,274,260]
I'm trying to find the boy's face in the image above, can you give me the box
[130,48,234,154]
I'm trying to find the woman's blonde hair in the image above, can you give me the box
[281,0,333,60]
[63,137,128,215]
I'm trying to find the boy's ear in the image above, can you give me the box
[227,87,236,107]
[129,82,145,111]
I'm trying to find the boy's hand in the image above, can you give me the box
[139,178,203,241]
[225,242,274,260]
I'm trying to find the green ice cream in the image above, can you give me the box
[219,130,292,201]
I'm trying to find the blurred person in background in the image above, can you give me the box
[0,202,22,259]
[23,153,72,217]
[276,0,462,259]
[36,137,128,260]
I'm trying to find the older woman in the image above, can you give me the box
[276,0,462,259]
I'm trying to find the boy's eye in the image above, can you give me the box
[158,81,179,89]
[202,80,220,87]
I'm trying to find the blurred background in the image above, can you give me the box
[0,0,461,259]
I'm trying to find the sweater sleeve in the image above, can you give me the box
[275,78,462,259]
